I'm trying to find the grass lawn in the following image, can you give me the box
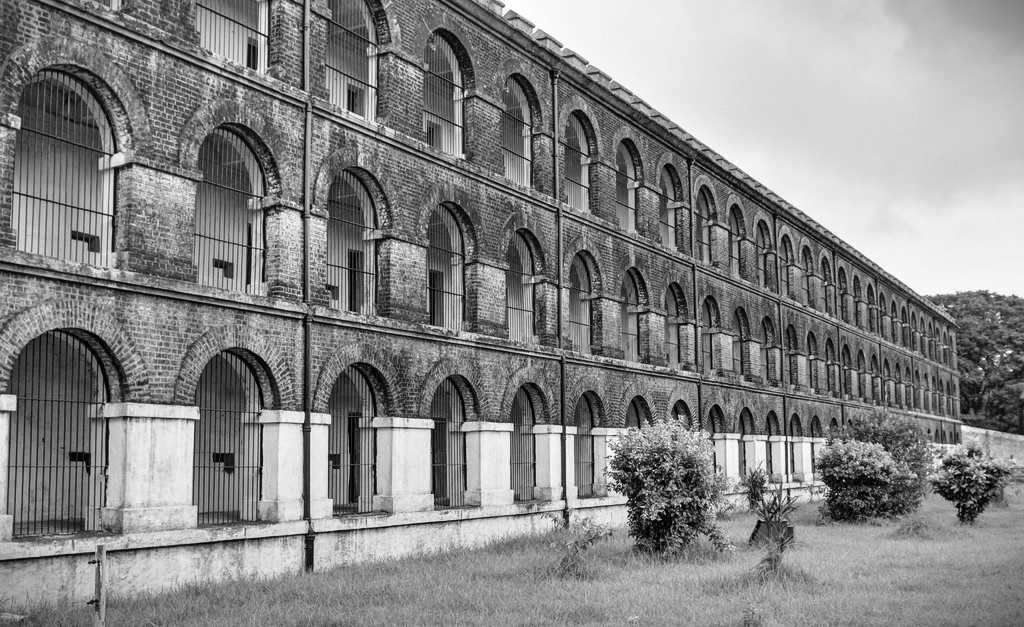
[11,489,1024,626]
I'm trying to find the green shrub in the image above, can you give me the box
[608,422,732,554]
[546,517,613,579]
[816,440,915,521]
[840,412,932,516]
[930,446,1012,524]
[740,467,769,512]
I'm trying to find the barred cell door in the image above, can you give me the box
[194,352,263,526]
[510,387,535,502]
[430,378,466,509]
[328,367,376,514]
[574,394,596,499]
[7,331,109,538]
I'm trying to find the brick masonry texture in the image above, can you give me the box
[0,0,960,441]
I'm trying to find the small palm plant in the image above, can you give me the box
[749,482,799,546]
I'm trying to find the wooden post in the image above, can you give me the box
[90,544,106,626]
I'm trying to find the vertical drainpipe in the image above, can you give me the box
[301,0,315,572]
[688,159,701,425]
[550,66,568,526]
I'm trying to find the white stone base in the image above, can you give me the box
[465,488,514,507]
[310,498,334,520]
[258,499,304,522]
[534,486,563,501]
[0,515,11,542]
[101,505,197,533]
[373,493,434,513]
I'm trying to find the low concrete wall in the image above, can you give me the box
[961,426,1024,464]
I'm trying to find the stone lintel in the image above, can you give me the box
[102,403,199,421]
[461,421,514,433]
[371,417,435,430]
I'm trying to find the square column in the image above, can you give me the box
[100,403,200,533]
[461,421,514,507]
[564,427,577,503]
[308,412,334,519]
[590,427,626,497]
[742,435,768,476]
[533,424,564,501]
[258,410,324,522]
[372,417,435,512]
[0,395,15,540]
[714,433,741,481]
[790,437,813,483]
[768,435,789,483]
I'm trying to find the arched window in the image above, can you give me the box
[883,360,893,406]
[870,355,880,403]
[506,231,538,342]
[326,0,377,118]
[195,127,267,295]
[755,221,774,290]
[821,258,835,315]
[567,253,594,353]
[426,204,466,330]
[807,332,820,391]
[802,247,815,307]
[901,307,909,346]
[700,296,721,374]
[626,396,651,428]
[328,365,377,514]
[7,331,110,537]
[196,0,269,72]
[838,269,849,323]
[738,409,755,475]
[658,166,682,248]
[501,76,532,186]
[327,170,377,313]
[766,411,780,478]
[664,284,688,367]
[866,285,877,332]
[914,369,922,409]
[810,416,822,473]
[13,71,117,266]
[695,187,716,264]
[620,271,642,361]
[733,308,750,375]
[563,112,593,211]
[194,351,264,526]
[671,400,693,427]
[761,316,777,385]
[853,277,863,328]
[423,32,464,155]
[574,392,599,498]
[728,206,746,275]
[785,325,800,386]
[826,338,837,393]
[708,405,725,471]
[892,302,901,343]
[779,236,794,297]
[615,141,640,233]
[789,414,803,477]
[857,351,867,400]
[430,377,467,509]
[510,386,537,502]
[877,292,888,339]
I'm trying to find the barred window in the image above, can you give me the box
[785,325,800,386]
[826,340,837,393]
[567,254,594,353]
[664,284,687,367]
[430,378,467,509]
[700,296,721,374]
[426,204,465,331]
[728,206,745,275]
[761,317,777,385]
[807,332,820,391]
[620,273,641,361]
[695,187,715,264]
[755,221,773,290]
[766,412,780,476]
[327,171,376,314]
[574,393,598,499]
[614,142,638,233]
[509,387,536,502]
[779,236,794,297]
[326,0,377,118]
[838,269,849,322]
[821,258,835,315]
[506,232,538,342]
[501,77,532,187]
[13,71,116,266]
[853,277,863,328]
[423,33,464,156]
[625,396,650,429]
[195,127,266,295]
[196,0,269,72]
[658,166,681,248]
[328,366,376,515]
[802,247,815,307]
[7,331,109,538]
[738,409,754,474]
[562,112,592,212]
[733,308,750,375]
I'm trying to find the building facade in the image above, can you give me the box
[0,0,960,601]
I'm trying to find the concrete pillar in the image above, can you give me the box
[743,435,768,476]
[533,424,564,501]
[461,421,514,507]
[372,417,434,513]
[100,403,200,533]
[0,395,14,540]
[258,410,329,522]
[713,433,740,481]
[767,435,788,483]
[564,427,577,503]
[791,437,813,483]
[591,427,626,497]
[308,412,333,519]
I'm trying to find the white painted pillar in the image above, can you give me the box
[308,412,333,519]
[743,435,768,476]
[564,426,577,504]
[372,417,434,513]
[0,395,15,541]
[101,403,200,533]
[768,435,789,483]
[591,427,627,497]
[258,410,321,522]
[533,424,563,501]
[791,437,814,483]
[714,433,741,482]
[462,421,514,507]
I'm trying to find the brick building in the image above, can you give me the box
[0,0,960,601]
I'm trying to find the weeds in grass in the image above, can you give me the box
[741,604,765,626]
[546,517,613,580]
[893,517,932,539]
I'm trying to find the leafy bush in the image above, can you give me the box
[608,421,732,554]
[840,412,932,515]
[546,517,612,579]
[816,440,916,521]
[740,467,769,512]
[930,446,1012,524]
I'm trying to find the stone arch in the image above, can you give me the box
[608,127,646,182]
[178,98,285,196]
[563,239,605,295]
[499,367,553,425]
[173,325,296,409]
[557,96,603,157]
[707,403,729,433]
[358,0,394,45]
[621,266,651,307]
[312,347,400,416]
[498,71,544,129]
[565,372,610,426]
[311,145,396,228]
[0,298,147,402]
[498,209,549,276]
[420,26,476,90]
[653,152,687,201]
[415,182,481,258]
[417,358,484,421]
[692,178,719,221]
[739,407,758,434]
[0,37,151,151]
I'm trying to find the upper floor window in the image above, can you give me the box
[779,236,794,297]
[658,165,682,248]
[891,302,900,342]
[13,71,116,266]
[728,206,745,276]
[785,325,800,386]
[195,127,266,295]
[506,231,538,342]
[563,112,593,212]
[664,284,687,367]
[732,308,750,375]
[807,332,820,391]
[867,285,877,332]
[501,77,533,187]
[326,0,378,118]
[801,247,814,307]
[196,0,269,72]
[700,296,721,374]
[426,203,465,330]
[326,170,377,313]
[825,339,837,393]
[821,258,835,315]
[614,141,640,233]
[838,269,849,322]
[620,271,642,361]
[755,221,773,290]
[695,187,716,264]
[423,32,464,156]
[761,316,777,385]
[853,277,863,328]
[568,253,595,353]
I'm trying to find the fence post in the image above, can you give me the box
[89,544,106,626]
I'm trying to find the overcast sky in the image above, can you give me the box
[502,0,1024,298]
